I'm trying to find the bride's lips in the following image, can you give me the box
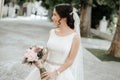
[53,20,58,24]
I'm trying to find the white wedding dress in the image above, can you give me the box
[25,29,84,80]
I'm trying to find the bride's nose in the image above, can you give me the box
[51,16,54,21]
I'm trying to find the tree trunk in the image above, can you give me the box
[48,8,53,20]
[108,6,120,57]
[0,0,4,19]
[19,6,24,16]
[80,0,92,37]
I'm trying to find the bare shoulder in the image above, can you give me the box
[49,29,54,33]
[49,29,54,35]
[48,29,54,39]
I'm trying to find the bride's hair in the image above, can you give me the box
[55,3,74,29]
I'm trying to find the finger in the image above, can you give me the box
[41,72,48,78]
[41,75,48,79]
[42,75,50,80]
[41,71,47,75]
[27,63,32,66]
[41,74,47,79]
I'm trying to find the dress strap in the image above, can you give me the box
[48,29,56,40]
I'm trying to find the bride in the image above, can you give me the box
[25,3,84,80]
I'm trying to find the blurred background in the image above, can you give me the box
[0,0,120,80]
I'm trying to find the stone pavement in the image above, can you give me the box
[83,38,120,80]
[0,18,52,80]
[0,17,120,80]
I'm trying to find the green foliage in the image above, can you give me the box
[16,0,27,6]
[4,0,28,6]
[4,0,10,5]
[41,0,80,20]
[72,0,80,8]
[96,0,120,9]
[92,0,113,28]
[79,0,95,8]
[15,0,34,6]
[79,0,88,8]
[36,0,41,1]
[41,0,80,9]
[92,0,120,28]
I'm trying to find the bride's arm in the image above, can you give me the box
[41,48,48,63]
[56,34,80,74]
[34,62,41,69]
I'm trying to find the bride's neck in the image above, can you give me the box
[58,23,72,33]
[59,26,71,33]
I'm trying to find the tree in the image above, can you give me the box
[0,0,5,19]
[108,4,120,57]
[92,1,113,29]
[4,0,10,5]
[42,0,80,19]
[2,0,28,16]
[41,0,80,19]
[15,0,28,16]
[16,0,35,16]
[41,0,74,9]
[96,0,120,57]
[80,0,93,37]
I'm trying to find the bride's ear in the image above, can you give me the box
[62,17,67,21]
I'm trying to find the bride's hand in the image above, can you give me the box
[41,71,57,80]
[34,62,40,69]
[26,63,32,67]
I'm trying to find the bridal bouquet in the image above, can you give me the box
[22,45,47,73]
[22,45,47,65]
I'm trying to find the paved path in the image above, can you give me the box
[0,18,53,80]
[83,37,120,80]
[0,18,120,80]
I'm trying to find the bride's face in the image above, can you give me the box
[52,9,61,27]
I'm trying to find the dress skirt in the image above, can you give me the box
[25,62,75,80]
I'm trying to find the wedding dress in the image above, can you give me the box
[25,28,84,80]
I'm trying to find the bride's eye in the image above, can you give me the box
[53,13,56,16]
